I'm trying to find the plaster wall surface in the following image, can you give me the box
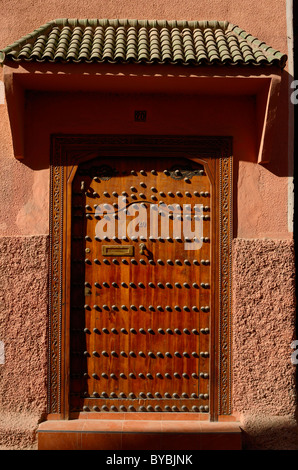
[0,90,291,239]
[0,235,296,450]
[0,235,48,449]
[232,238,297,449]
[0,0,292,240]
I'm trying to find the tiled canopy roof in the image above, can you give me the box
[0,18,287,68]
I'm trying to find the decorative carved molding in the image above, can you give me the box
[218,154,233,415]
[48,153,63,414]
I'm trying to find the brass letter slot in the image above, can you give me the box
[102,245,134,256]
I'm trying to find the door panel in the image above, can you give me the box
[69,156,213,414]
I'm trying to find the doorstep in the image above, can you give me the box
[37,417,242,450]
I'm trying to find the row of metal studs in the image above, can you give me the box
[85,193,205,199]
[84,391,209,399]
[83,326,209,333]
[83,191,210,199]
[83,305,210,312]
[72,390,209,399]
[84,235,210,242]
[84,199,210,207]
[88,204,210,211]
[79,350,209,358]
[84,212,209,219]
[84,235,210,246]
[82,405,209,412]
[86,204,210,210]
[81,258,210,265]
[84,215,211,223]
[87,180,209,192]
[84,204,209,210]
[90,281,208,288]
[83,327,209,336]
[84,235,207,244]
[85,372,203,379]
[130,169,204,177]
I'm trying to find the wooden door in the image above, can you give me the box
[69,156,214,414]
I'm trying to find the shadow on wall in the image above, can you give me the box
[241,415,298,450]
[267,68,292,177]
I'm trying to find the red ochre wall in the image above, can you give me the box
[0,0,296,450]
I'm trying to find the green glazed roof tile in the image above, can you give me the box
[0,18,287,67]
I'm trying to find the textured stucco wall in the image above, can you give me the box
[0,235,49,449]
[0,236,296,450]
[232,238,297,449]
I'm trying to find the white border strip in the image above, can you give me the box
[287,0,294,233]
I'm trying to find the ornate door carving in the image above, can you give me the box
[48,135,232,420]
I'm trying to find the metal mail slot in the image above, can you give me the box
[102,245,134,256]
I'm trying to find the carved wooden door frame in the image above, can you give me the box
[48,135,233,421]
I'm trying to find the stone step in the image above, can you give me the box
[37,419,242,450]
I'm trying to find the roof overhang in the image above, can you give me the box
[0,19,287,161]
